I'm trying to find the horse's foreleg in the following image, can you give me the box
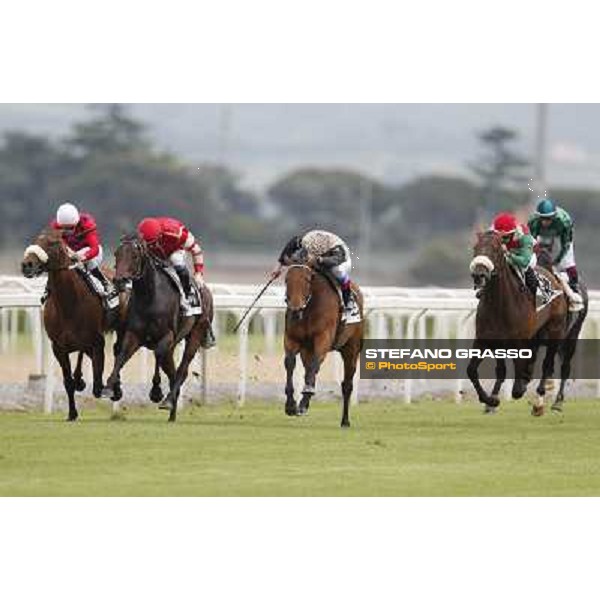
[467,354,494,407]
[104,331,141,401]
[53,344,77,421]
[91,336,105,398]
[73,351,86,392]
[164,328,203,416]
[537,342,559,397]
[284,342,299,417]
[339,338,361,428]
[298,348,319,415]
[155,334,177,421]
[490,358,507,404]
[149,359,163,403]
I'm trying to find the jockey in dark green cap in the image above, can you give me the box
[528,198,583,308]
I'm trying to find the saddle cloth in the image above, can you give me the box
[534,269,563,312]
[161,264,203,317]
[318,268,362,325]
[75,266,119,310]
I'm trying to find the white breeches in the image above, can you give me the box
[331,256,352,283]
[84,245,103,270]
[555,242,576,271]
[169,250,187,268]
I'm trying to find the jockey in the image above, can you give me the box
[137,216,205,302]
[271,229,355,318]
[51,203,110,293]
[528,198,582,300]
[491,212,538,299]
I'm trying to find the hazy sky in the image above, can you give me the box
[1,103,598,190]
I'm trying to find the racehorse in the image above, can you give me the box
[103,234,214,422]
[532,246,589,411]
[283,263,363,427]
[21,228,112,421]
[468,230,568,416]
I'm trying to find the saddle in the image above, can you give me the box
[74,266,119,311]
[317,268,362,326]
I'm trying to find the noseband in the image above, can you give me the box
[285,264,313,312]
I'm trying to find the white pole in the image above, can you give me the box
[532,103,548,203]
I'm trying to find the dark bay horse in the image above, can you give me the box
[283,264,363,427]
[533,247,589,411]
[103,234,214,422]
[468,231,568,416]
[22,228,111,421]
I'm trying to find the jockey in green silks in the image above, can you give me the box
[528,198,583,307]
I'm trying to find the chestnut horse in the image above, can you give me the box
[103,234,214,422]
[468,230,568,416]
[283,264,363,427]
[22,228,112,421]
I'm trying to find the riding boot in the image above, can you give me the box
[90,267,110,295]
[341,284,353,319]
[566,266,584,309]
[524,267,538,301]
[566,266,580,294]
[174,266,195,304]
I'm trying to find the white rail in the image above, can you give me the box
[2,275,600,409]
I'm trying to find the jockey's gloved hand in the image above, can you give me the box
[306,254,319,268]
[270,264,283,279]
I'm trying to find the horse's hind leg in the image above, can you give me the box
[553,340,576,412]
[53,345,77,421]
[73,351,86,392]
[339,338,361,428]
[149,359,163,403]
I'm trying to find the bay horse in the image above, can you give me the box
[103,234,214,422]
[533,247,588,411]
[468,230,568,416]
[21,228,112,421]
[283,264,363,427]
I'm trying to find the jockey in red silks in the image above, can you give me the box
[50,202,110,292]
[137,217,205,302]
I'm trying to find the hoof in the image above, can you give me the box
[100,386,113,399]
[340,420,350,428]
[149,387,163,403]
[487,395,500,408]
[74,379,86,392]
[551,401,564,413]
[285,403,297,417]
[483,405,497,415]
[66,414,78,422]
[158,398,173,411]
[531,404,545,417]
[93,384,104,399]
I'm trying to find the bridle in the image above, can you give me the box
[116,235,149,282]
[285,264,313,314]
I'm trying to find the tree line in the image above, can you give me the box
[2,105,600,285]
